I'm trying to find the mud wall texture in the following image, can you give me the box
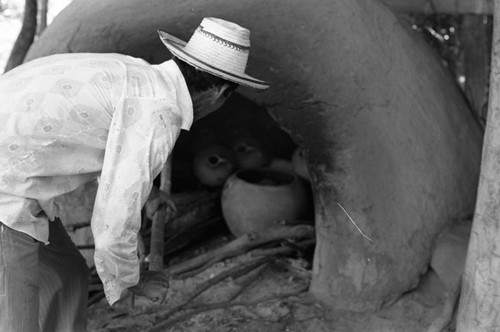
[25,0,483,311]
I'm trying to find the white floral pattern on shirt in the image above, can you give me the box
[0,53,193,305]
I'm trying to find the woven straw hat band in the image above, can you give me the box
[200,17,250,47]
[184,31,249,75]
[183,17,250,76]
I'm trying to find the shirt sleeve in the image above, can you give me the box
[92,96,183,305]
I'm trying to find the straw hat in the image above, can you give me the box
[158,17,270,90]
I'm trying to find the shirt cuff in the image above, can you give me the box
[94,250,140,306]
[103,279,124,305]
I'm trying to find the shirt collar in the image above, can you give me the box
[155,60,193,131]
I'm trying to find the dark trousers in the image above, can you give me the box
[0,218,89,332]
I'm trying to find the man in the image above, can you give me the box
[0,17,270,331]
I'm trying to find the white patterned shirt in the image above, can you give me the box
[0,53,193,304]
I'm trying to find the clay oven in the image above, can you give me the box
[25,0,482,311]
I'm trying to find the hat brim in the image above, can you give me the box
[158,30,271,90]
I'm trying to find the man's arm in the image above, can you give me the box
[91,96,182,305]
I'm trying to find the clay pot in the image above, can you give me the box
[231,137,269,169]
[193,144,235,187]
[291,147,310,181]
[221,168,310,236]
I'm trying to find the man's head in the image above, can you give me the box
[158,17,270,120]
[173,57,238,121]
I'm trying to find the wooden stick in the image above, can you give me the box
[163,217,223,257]
[146,285,309,332]
[68,221,91,231]
[224,263,269,302]
[170,190,218,207]
[152,257,269,322]
[142,199,218,239]
[164,197,218,234]
[149,155,173,271]
[137,231,147,267]
[88,291,106,307]
[456,7,500,331]
[250,238,315,257]
[165,224,315,277]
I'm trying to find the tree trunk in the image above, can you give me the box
[4,0,37,72]
[381,0,493,14]
[461,15,492,128]
[38,0,48,35]
[24,0,483,311]
[456,4,500,330]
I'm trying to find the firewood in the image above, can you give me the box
[67,221,91,231]
[88,292,105,307]
[164,217,223,257]
[142,193,219,237]
[151,257,269,323]
[147,284,309,332]
[170,190,220,212]
[165,195,219,234]
[165,224,315,277]
[250,238,315,257]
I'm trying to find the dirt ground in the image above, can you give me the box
[87,236,449,332]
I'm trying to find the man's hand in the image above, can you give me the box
[129,270,169,304]
[145,186,176,220]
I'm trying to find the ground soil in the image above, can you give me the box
[87,233,449,332]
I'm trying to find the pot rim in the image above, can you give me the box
[231,167,298,187]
